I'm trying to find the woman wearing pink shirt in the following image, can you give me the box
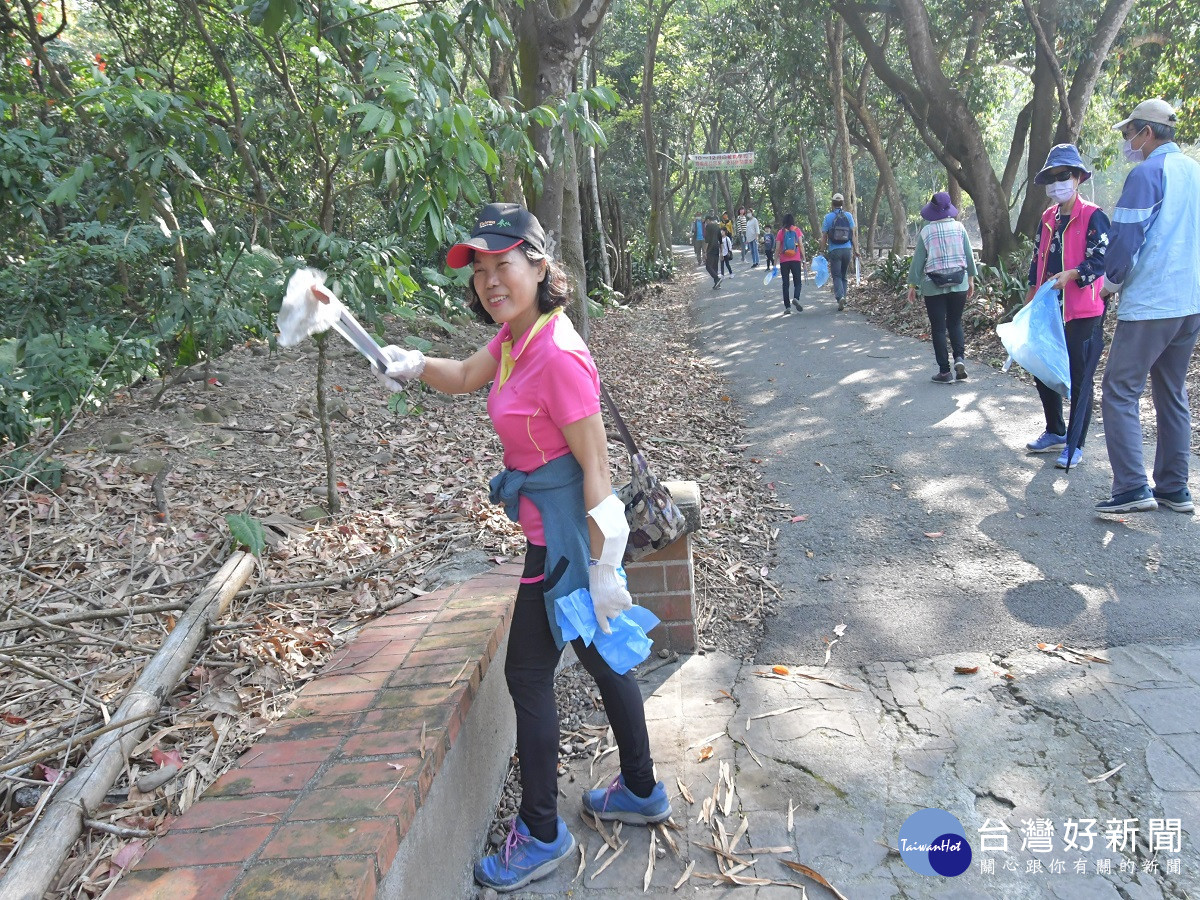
[375,204,670,893]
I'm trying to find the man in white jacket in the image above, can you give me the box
[744,209,761,268]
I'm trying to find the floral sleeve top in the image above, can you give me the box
[1027,208,1111,288]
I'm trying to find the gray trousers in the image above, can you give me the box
[1100,313,1200,495]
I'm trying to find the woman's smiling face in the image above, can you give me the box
[472,246,545,336]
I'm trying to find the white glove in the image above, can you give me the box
[589,563,633,635]
[375,344,426,392]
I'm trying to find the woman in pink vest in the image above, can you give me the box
[1024,144,1111,469]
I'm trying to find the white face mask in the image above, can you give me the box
[1045,180,1077,203]
[1122,128,1148,163]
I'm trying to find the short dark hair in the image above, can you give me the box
[832,197,844,208]
[1130,118,1175,141]
[466,246,571,325]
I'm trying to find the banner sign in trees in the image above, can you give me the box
[688,152,755,170]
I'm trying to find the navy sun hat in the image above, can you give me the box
[1033,144,1092,185]
[446,203,548,269]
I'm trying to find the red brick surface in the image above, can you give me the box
[639,591,694,625]
[109,864,242,899]
[113,531,700,898]
[118,567,519,899]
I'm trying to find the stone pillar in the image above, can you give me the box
[624,481,701,653]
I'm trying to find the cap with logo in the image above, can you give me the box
[446,203,548,269]
[1113,98,1178,131]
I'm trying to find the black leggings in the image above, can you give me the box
[1035,313,1104,446]
[506,544,655,842]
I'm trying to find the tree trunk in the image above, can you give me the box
[640,0,677,264]
[561,137,589,339]
[1014,0,1060,240]
[797,132,820,237]
[834,0,1017,263]
[580,50,610,289]
[843,84,906,257]
[828,14,857,214]
[514,0,613,269]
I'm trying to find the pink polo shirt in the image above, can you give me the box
[486,311,600,544]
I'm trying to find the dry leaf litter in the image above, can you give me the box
[1,263,790,896]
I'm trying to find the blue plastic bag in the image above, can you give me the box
[813,254,830,288]
[996,281,1071,399]
[555,586,661,675]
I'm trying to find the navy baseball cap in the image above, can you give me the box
[446,203,547,269]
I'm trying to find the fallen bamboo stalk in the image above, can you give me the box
[0,551,255,900]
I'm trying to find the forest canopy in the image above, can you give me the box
[1,0,1193,449]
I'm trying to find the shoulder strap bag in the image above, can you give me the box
[599,384,689,562]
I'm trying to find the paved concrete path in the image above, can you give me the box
[498,256,1200,898]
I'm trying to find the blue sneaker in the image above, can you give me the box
[1095,485,1158,515]
[1055,447,1082,469]
[1153,487,1194,513]
[581,774,671,825]
[1027,431,1067,453]
[473,817,575,893]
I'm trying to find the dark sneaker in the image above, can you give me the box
[954,357,967,380]
[1026,431,1067,453]
[837,298,846,311]
[931,371,954,383]
[1095,486,1157,515]
[1055,447,1082,469]
[794,303,803,312]
[582,775,672,825]
[1152,487,1194,513]
[474,817,576,892]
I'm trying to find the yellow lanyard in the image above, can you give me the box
[496,308,562,391]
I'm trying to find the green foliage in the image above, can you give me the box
[225,511,266,557]
[0,449,64,491]
[628,238,675,287]
[975,236,1035,317]
[0,326,157,446]
[872,253,914,292]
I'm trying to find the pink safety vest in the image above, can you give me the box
[1035,197,1104,322]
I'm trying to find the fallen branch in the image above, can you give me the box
[0,601,188,634]
[0,551,255,900]
[0,653,107,711]
[83,818,153,839]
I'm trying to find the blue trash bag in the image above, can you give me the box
[555,582,661,676]
[996,281,1071,399]
[813,254,830,288]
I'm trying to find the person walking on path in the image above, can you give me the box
[776,214,806,315]
[720,230,734,277]
[907,191,978,383]
[763,225,776,270]
[374,203,672,891]
[819,192,861,311]
[736,208,747,259]
[1096,98,1200,515]
[692,215,705,266]
[704,215,724,289]
[744,209,761,268]
[1023,144,1111,469]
